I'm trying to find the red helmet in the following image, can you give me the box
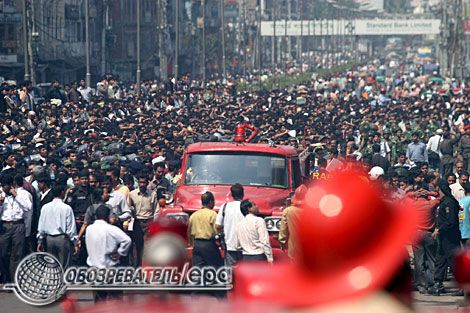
[291,184,307,206]
[233,170,422,307]
[234,125,246,142]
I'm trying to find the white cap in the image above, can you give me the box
[368,166,385,181]
[152,156,166,165]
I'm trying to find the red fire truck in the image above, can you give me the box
[160,141,307,259]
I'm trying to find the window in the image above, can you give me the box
[184,152,288,188]
[291,159,301,189]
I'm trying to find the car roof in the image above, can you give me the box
[185,142,298,157]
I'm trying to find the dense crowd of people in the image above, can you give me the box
[0,62,469,300]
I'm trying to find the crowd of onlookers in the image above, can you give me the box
[0,60,468,299]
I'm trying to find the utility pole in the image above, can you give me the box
[257,3,261,89]
[101,0,108,74]
[175,0,179,79]
[202,0,206,83]
[272,0,277,88]
[28,0,35,84]
[220,0,226,79]
[157,0,168,80]
[136,0,141,86]
[242,0,247,80]
[85,0,91,87]
[22,0,30,81]
[298,0,303,72]
[286,0,292,62]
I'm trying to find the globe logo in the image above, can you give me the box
[5,252,66,306]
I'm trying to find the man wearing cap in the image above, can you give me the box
[427,129,443,170]
[432,180,462,295]
[37,184,79,268]
[66,169,94,265]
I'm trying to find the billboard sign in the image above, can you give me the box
[260,19,441,36]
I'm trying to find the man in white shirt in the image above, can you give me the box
[37,184,78,268]
[13,175,33,239]
[216,183,244,266]
[86,204,131,301]
[450,172,469,202]
[0,174,32,282]
[427,129,443,170]
[102,176,132,227]
[236,200,273,262]
[78,79,93,102]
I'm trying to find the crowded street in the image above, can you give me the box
[0,0,470,312]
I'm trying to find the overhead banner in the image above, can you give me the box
[260,19,441,36]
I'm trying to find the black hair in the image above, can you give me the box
[446,173,457,180]
[461,171,469,178]
[153,162,166,171]
[90,188,104,204]
[51,184,66,198]
[123,174,134,184]
[78,169,89,178]
[95,204,111,220]
[0,174,13,186]
[464,182,470,194]
[240,199,253,216]
[138,174,149,181]
[13,174,24,187]
[108,166,120,179]
[231,183,244,200]
[201,191,214,207]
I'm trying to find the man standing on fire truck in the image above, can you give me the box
[234,116,258,143]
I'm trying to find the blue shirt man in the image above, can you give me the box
[406,132,428,164]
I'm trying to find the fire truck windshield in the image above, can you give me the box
[184,153,288,188]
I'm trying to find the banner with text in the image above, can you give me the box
[260,19,441,36]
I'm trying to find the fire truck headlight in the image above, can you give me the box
[166,213,189,224]
[264,217,281,232]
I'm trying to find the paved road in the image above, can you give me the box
[0,290,466,313]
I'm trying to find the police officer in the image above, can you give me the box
[66,169,94,265]
[431,180,462,295]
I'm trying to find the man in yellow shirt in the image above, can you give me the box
[188,192,223,268]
